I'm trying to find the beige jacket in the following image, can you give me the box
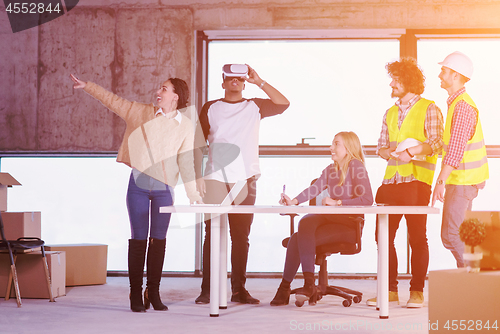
[84,82,201,202]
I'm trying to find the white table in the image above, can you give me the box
[160,205,439,318]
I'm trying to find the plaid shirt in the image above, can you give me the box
[443,87,478,169]
[377,95,444,185]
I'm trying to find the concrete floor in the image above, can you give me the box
[0,277,428,334]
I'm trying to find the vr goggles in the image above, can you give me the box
[222,64,248,80]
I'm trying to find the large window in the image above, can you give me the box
[1,157,196,271]
[208,40,399,146]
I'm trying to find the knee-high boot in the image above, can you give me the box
[128,239,147,312]
[144,238,168,311]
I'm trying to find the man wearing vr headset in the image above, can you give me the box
[194,64,290,305]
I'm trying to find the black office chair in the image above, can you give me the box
[0,211,54,307]
[281,179,363,307]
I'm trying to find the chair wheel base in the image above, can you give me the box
[342,299,352,307]
[295,294,308,307]
[291,283,363,308]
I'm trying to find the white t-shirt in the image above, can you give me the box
[198,98,288,183]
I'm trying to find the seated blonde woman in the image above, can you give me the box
[271,131,373,306]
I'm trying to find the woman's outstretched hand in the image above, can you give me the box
[70,74,87,89]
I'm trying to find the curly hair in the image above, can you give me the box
[386,57,425,95]
[168,78,189,109]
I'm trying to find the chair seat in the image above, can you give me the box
[282,238,359,255]
[316,242,359,256]
[0,238,44,251]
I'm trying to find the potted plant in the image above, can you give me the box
[459,218,487,273]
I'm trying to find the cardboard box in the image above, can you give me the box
[0,251,66,299]
[46,244,107,286]
[429,269,500,333]
[465,211,500,270]
[0,173,21,212]
[1,212,42,242]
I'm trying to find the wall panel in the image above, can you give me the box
[2,1,500,153]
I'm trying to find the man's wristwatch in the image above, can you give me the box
[437,179,445,185]
[405,148,414,158]
[337,199,342,206]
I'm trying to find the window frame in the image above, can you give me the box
[195,28,500,158]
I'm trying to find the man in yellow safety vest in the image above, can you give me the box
[432,51,489,268]
[367,57,444,309]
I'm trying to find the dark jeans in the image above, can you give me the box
[200,177,257,294]
[375,181,431,292]
[126,171,173,240]
[282,214,360,282]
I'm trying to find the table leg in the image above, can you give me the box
[209,214,220,317]
[378,213,389,319]
[376,237,381,311]
[219,213,228,309]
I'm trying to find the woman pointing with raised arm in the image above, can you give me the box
[70,74,202,312]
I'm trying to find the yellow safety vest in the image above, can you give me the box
[383,98,438,185]
[443,92,489,185]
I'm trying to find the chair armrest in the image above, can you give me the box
[16,237,43,242]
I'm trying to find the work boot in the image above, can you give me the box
[406,291,424,308]
[366,291,399,306]
[231,287,260,304]
[195,290,210,304]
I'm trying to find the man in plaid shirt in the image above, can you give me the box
[367,57,444,309]
[432,52,489,268]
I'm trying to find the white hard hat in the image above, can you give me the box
[438,51,473,79]
[390,138,426,161]
[395,138,422,153]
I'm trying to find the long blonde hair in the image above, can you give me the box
[334,131,365,186]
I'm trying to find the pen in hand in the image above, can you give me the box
[280,185,286,205]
